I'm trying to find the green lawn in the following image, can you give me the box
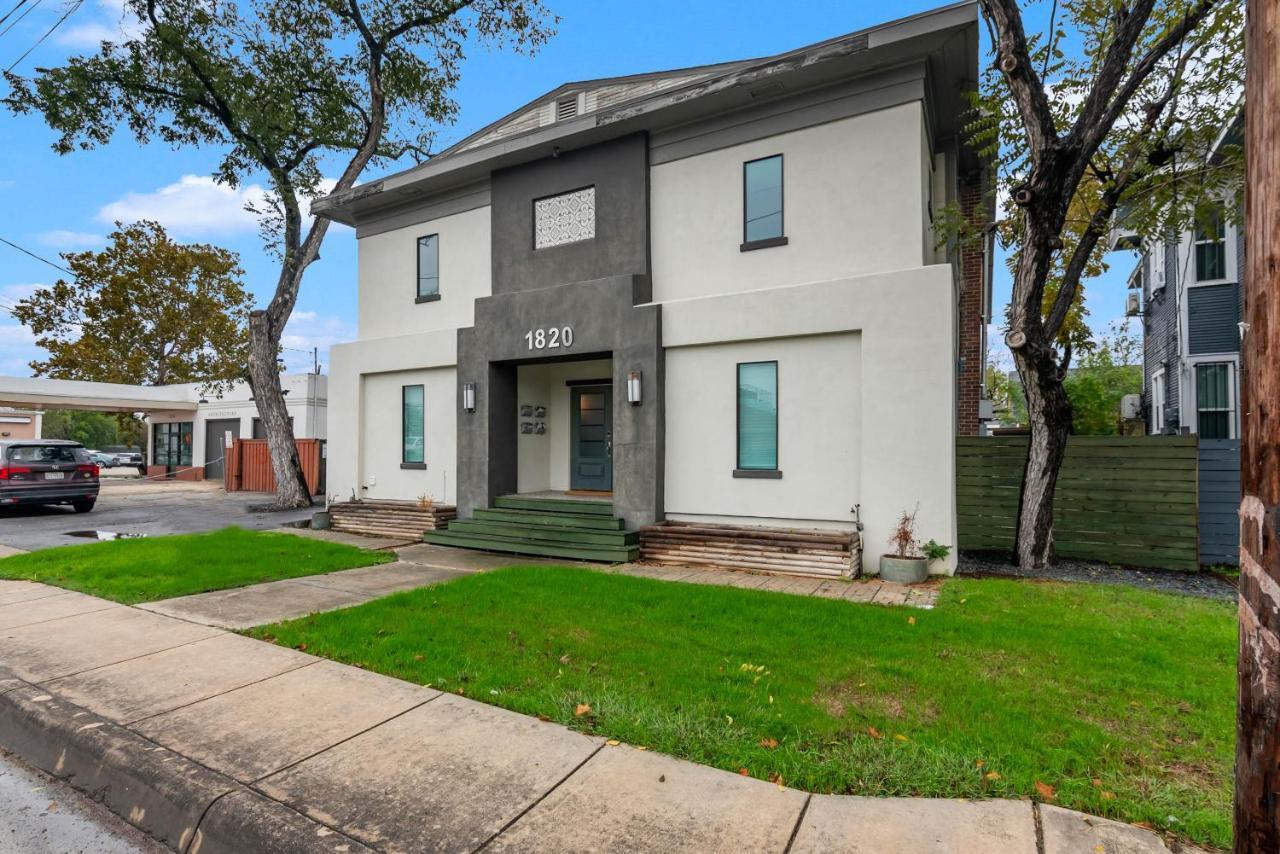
[252,567,1235,848]
[0,527,394,603]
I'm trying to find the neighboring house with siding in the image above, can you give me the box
[1118,112,1244,438]
[314,2,988,571]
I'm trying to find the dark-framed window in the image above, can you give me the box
[1195,362,1234,439]
[417,234,440,302]
[402,384,425,465]
[153,422,193,467]
[1194,206,1226,282]
[742,154,785,250]
[251,416,293,440]
[736,361,779,475]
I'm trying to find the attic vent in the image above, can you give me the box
[556,95,579,122]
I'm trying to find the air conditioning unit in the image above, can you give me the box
[1151,269,1165,290]
[1120,394,1141,420]
[978,399,994,420]
[1125,292,1142,316]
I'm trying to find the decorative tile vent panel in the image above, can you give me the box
[534,187,596,249]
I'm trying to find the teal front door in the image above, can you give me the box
[570,386,612,491]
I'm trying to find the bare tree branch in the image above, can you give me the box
[980,0,1059,158]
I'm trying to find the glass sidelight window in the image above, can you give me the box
[417,234,439,300]
[153,422,193,466]
[737,361,778,471]
[402,385,425,464]
[1195,362,1235,439]
[743,154,784,246]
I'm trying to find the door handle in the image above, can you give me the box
[607,432,612,457]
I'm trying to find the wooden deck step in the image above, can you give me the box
[640,521,859,578]
[472,507,624,530]
[494,495,614,515]
[447,520,637,547]
[328,500,456,539]
[425,530,638,563]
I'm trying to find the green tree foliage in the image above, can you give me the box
[4,0,555,507]
[1063,323,1143,435]
[41,410,121,448]
[11,221,251,389]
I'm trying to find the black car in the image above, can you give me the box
[0,440,100,513]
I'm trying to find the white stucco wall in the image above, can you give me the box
[357,205,492,341]
[649,103,929,303]
[327,328,458,505]
[660,264,957,572]
[665,333,860,524]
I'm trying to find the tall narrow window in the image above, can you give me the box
[1151,369,1167,433]
[736,361,778,473]
[417,235,439,301]
[742,154,784,248]
[1194,207,1226,282]
[402,385,425,465]
[1196,362,1234,439]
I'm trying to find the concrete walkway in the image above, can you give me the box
[0,579,1193,853]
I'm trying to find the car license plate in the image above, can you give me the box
[44,471,65,480]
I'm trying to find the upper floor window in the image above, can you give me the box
[417,234,439,302]
[534,186,596,249]
[742,154,785,250]
[1194,207,1227,282]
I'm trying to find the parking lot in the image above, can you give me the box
[0,478,314,552]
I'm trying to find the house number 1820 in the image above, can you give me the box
[524,326,573,350]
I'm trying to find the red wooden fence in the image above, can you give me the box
[224,438,324,495]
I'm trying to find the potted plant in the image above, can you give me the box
[921,539,952,576]
[880,508,929,584]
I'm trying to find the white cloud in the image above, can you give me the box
[0,283,42,302]
[97,174,340,239]
[97,175,269,236]
[56,0,145,48]
[36,230,104,249]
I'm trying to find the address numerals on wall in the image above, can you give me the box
[524,326,574,351]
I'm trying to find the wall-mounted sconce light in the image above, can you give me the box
[627,371,642,406]
[463,382,477,413]
[198,397,209,404]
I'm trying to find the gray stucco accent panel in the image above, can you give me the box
[490,134,650,297]
[648,64,927,165]
[1187,282,1240,355]
[456,275,663,529]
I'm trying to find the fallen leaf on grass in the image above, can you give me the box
[606,740,620,746]
[574,703,591,717]
[985,771,1001,780]
[893,734,909,742]
[975,759,985,769]
[1100,791,1116,801]
[295,643,307,651]
[1091,779,1102,788]
[738,768,750,776]
[559,654,571,664]
[536,714,550,722]
[1035,781,1056,801]
[768,772,785,787]
[867,727,883,740]
[907,616,916,625]
[760,737,779,749]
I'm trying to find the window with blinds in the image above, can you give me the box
[402,385,425,464]
[737,361,778,470]
[1195,362,1234,439]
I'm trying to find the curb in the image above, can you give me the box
[0,668,368,853]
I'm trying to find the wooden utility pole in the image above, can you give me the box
[1236,0,1280,849]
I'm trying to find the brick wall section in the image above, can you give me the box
[956,177,988,436]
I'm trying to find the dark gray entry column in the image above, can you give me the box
[456,274,663,529]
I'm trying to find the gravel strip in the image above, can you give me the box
[958,551,1237,601]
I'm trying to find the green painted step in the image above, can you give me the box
[472,507,624,530]
[425,530,637,563]
[494,495,614,516]
[448,520,638,547]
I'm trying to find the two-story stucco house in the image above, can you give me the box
[314,2,987,573]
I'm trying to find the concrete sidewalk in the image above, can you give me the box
[0,580,1191,854]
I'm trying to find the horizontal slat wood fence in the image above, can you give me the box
[957,436,1199,571]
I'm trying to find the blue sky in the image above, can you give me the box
[0,0,1134,378]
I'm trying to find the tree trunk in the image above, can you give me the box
[1235,0,1280,846]
[247,309,311,508]
[1013,342,1072,568]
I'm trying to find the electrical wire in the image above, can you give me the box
[0,235,73,275]
[0,0,40,39]
[5,0,81,73]
[0,0,31,29]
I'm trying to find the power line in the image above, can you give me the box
[0,0,39,39]
[0,0,31,29]
[0,235,73,275]
[5,0,80,73]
